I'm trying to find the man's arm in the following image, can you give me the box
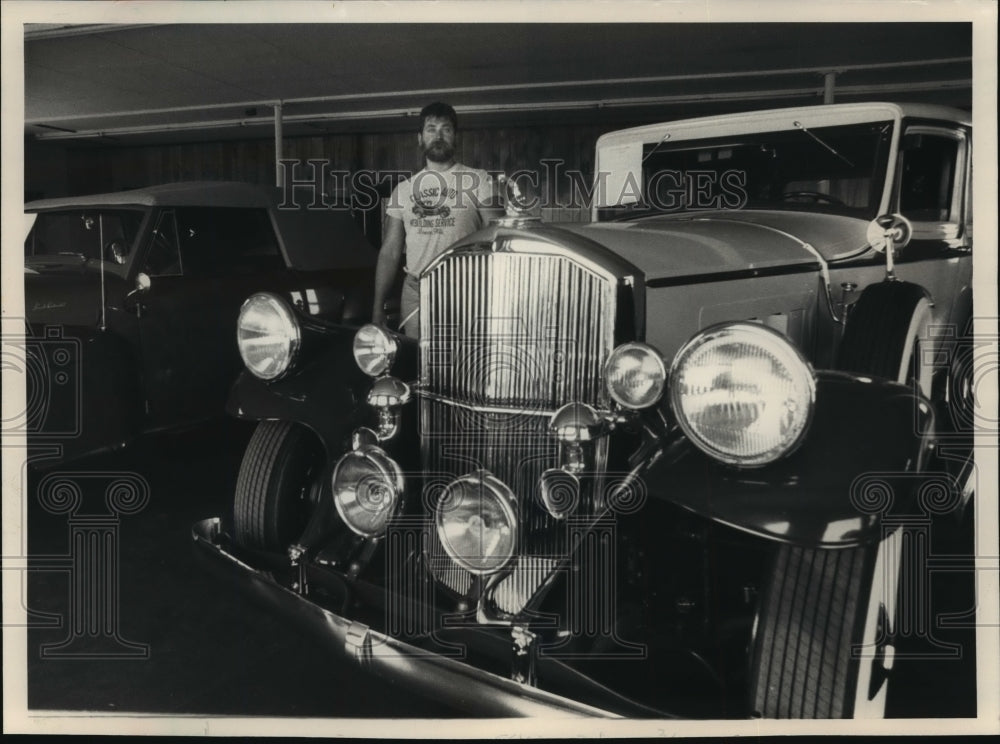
[372,215,405,325]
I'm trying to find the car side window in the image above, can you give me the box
[142,210,182,276]
[175,207,284,277]
[898,130,964,224]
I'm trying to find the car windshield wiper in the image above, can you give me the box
[641,131,671,164]
[792,120,854,168]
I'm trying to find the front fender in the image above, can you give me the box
[643,371,937,548]
[226,337,372,458]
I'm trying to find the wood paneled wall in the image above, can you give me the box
[62,124,610,221]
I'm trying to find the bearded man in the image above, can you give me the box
[372,102,502,337]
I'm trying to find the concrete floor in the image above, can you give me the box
[23,420,459,719]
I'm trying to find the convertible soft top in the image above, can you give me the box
[25,181,272,210]
[25,181,377,271]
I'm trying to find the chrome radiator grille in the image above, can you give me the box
[419,248,616,610]
[420,251,614,409]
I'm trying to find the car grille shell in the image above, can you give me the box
[419,246,617,613]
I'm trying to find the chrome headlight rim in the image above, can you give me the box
[435,471,517,576]
[237,292,302,381]
[331,446,404,538]
[668,321,816,467]
[604,341,667,410]
[353,323,399,377]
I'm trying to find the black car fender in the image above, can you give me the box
[637,371,938,548]
[225,335,372,458]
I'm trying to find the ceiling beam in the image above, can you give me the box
[25,56,971,126]
[24,24,161,40]
[31,78,971,141]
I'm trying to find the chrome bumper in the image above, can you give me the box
[192,518,620,718]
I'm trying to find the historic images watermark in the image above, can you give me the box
[273,158,749,214]
[372,474,649,663]
[923,316,1000,438]
[2,317,149,660]
[849,470,971,663]
[1,322,82,441]
[2,469,151,661]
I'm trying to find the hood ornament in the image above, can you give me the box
[494,174,541,227]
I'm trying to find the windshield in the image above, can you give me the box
[597,120,894,221]
[25,209,147,269]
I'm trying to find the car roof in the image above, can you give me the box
[25,181,379,271]
[596,102,972,149]
[25,181,272,211]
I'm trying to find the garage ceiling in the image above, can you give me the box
[25,23,972,144]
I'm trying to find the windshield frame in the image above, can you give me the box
[592,110,905,223]
[24,206,152,277]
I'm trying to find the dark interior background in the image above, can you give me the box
[14,18,983,727]
[25,22,972,215]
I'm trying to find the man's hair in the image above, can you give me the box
[419,102,458,131]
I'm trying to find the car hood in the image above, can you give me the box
[558,210,871,282]
[24,270,122,327]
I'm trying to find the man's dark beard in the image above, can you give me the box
[424,140,455,163]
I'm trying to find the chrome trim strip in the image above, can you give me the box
[688,216,838,322]
[192,517,620,719]
[412,388,623,419]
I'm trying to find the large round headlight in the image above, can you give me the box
[605,342,667,409]
[353,324,398,377]
[436,472,517,575]
[237,293,301,380]
[669,322,815,466]
[332,447,404,537]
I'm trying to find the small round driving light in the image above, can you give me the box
[605,342,667,409]
[332,447,404,537]
[549,403,605,442]
[353,324,398,377]
[237,293,301,380]
[669,322,816,466]
[436,472,517,575]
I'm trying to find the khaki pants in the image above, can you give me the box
[400,274,420,339]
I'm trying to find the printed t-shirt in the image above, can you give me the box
[385,164,495,276]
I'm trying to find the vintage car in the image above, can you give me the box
[21,181,376,464]
[195,103,975,718]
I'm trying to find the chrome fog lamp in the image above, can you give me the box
[367,376,411,440]
[605,342,667,409]
[353,324,398,377]
[669,322,816,466]
[436,472,517,575]
[540,403,604,519]
[331,446,404,537]
[237,292,301,380]
[549,403,605,443]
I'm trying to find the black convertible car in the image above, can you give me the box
[21,181,376,464]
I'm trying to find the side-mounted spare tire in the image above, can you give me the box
[751,281,932,718]
[233,420,323,552]
[837,280,934,397]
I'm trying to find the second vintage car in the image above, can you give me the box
[196,103,975,718]
[22,181,376,464]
